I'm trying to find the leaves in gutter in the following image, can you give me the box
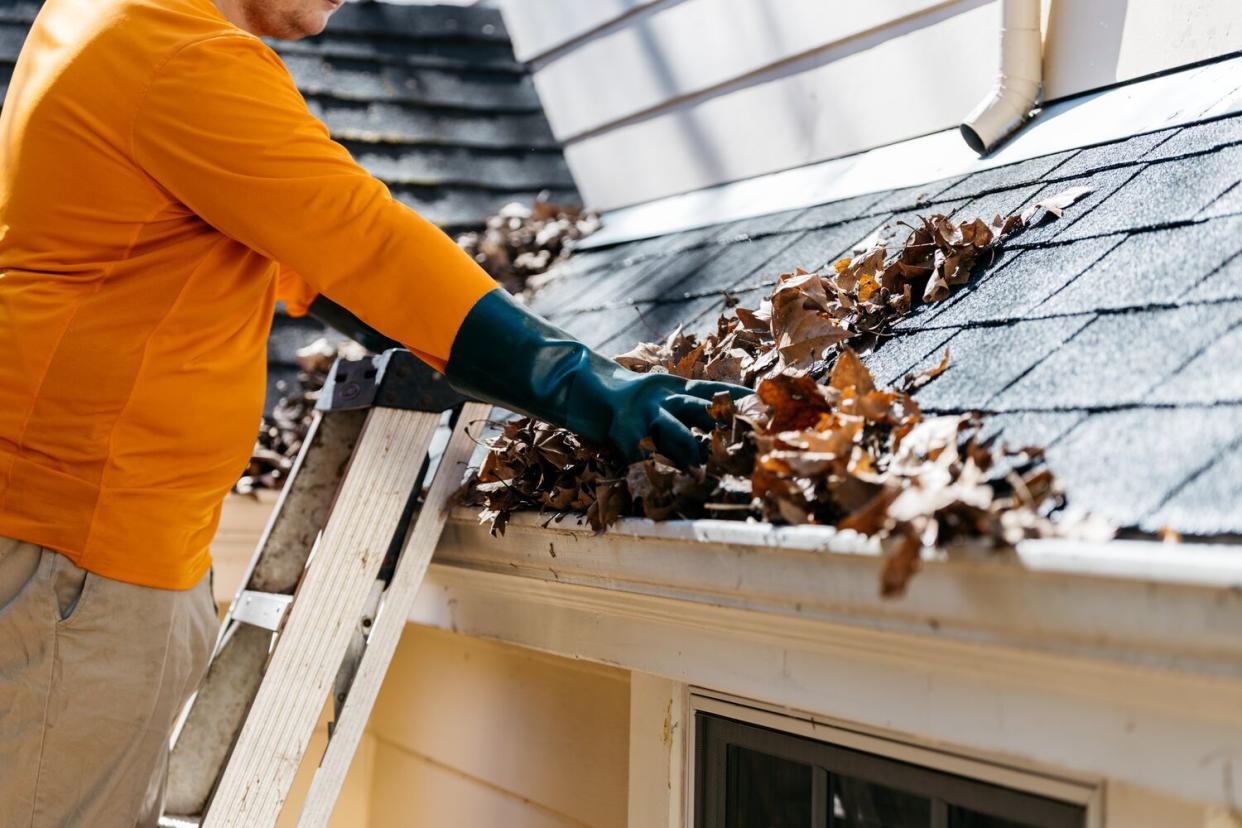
[466,199,1107,597]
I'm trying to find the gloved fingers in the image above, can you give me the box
[662,393,719,431]
[649,408,705,468]
[683,379,752,402]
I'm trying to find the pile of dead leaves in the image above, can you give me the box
[466,195,1101,596]
[233,337,366,496]
[455,196,601,296]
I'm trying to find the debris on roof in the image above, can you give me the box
[525,112,1242,543]
[456,197,600,296]
[465,204,1112,596]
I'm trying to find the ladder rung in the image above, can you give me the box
[230,590,294,632]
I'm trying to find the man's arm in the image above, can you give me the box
[132,33,745,464]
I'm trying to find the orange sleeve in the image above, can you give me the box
[131,33,497,371]
[274,264,317,318]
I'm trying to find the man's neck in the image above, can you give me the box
[211,0,256,35]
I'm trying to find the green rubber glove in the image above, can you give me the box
[445,289,749,467]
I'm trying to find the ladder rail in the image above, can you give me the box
[165,408,368,817]
[201,406,441,826]
[296,401,491,827]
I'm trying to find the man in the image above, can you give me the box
[0,0,742,824]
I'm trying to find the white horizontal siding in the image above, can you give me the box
[527,0,967,142]
[1044,0,1242,98]
[502,0,1242,211]
[564,1,1000,210]
[500,0,663,62]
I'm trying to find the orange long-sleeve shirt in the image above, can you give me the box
[0,0,498,588]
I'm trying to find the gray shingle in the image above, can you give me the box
[889,246,1024,332]
[710,208,814,240]
[550,303,651,351]
[347,141,573,188]
[938,151,1077,200]
[1146,437,1242,535]
[555,255,668,312]
[1046,406,1242,529]
[930,236,1121,327]
[780,193,888,233]
[1199,181,1242,219]
[272,31,523,72]
[976,410,1086,451]
[1149,318,1242,404]
[975,410,1087,476]
[1141,114,1242,160]
[306,99,559,149]
[864,175,966,214]
[602,293,729,351]
[283,54,539,110]
[632,232,806,302]
[906,316,1093,411]
[1034,217,1242,316]
[1187,253,1242,303]
[1014,164,1146,244]
[861,328,958,387]
[991,302,1242,410]
[729,219,881,291]
[1059,144,1242,239]
[951,184,1042,225]
[324,2,511,40]
[390,184,578,231]
[1047,129,1176,179]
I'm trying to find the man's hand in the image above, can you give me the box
[444,289,749,466]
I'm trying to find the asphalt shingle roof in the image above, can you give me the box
[531,110,1242,539]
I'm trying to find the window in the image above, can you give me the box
[695,715,1086,828]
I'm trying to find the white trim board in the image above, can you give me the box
[432,509,1242,679]
[579,54,1242,248]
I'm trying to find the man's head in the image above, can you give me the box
[213,0,342,40]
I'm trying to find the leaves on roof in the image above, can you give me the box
[455,196,600,296]
[465,204,1111,596]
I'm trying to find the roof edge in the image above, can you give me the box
[435,508,1242,679]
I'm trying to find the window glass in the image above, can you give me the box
[726,745,813,828]
[949,807,1038,828]
[831,775,930,827]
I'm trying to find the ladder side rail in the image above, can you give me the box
[165,408,367,817]
[201,406,441,827]
[296,401,492,827]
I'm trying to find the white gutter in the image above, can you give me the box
[431,509,1242,678]
[960,0,1044,153]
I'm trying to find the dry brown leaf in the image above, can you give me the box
[1020,186,1094,225]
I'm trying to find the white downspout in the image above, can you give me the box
[960,0,1043,154]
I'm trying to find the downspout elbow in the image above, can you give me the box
[961,0,1043,154]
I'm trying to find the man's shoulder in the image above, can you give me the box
[38,0,256,71]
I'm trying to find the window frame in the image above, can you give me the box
[689,693,1099,828]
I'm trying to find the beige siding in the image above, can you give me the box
[363,624,630,827]
[1044,0,1242,98]
[524,0,960,142]
[503,0,1242,211]
[561,2,1000,209]
[502,0,662,62]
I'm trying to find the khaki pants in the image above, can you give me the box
[0,536,217,828]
